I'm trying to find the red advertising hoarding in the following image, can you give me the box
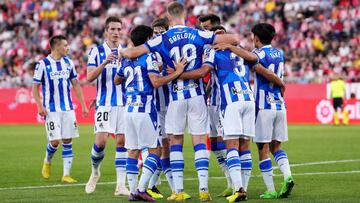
[0,84,359,124]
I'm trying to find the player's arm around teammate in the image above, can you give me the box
[114,25,186,201]
[32,35,88,184]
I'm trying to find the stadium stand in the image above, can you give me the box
[0,0,359,88]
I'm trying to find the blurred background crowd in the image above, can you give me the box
[0,0,359,88]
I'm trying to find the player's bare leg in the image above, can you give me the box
[257,143,277,199]
[270,140,294,198]
[61,138,77,183]
[114,133,130,196]
[192,135,212,201]
[85,132,109,194]
[42,140,60,179]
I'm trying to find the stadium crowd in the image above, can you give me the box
[0,0,360,88]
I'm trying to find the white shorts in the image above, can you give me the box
[220,101,255,140]
[208,105,223,138]
[254,109,288,143]
[158,110,168,139]
[165,96,209,135]
[125,111,159,150]
[94,106,125,134]
[45,111,79,141]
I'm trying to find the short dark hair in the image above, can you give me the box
[167,2,185,18]
[210,25,226,32]
[105,16,122,30]
[251,23,276,45]
[152,17,169,30]
[49,35,67,49]
[130,25,153,47]
[198,14,221,26]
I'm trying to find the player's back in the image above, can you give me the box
[120,53,158,113]
[145,25,215,100]
[253,45,285,110]
[34,55,77,112]
[204,48,254,110]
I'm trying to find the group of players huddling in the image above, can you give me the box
[32,2,295,202]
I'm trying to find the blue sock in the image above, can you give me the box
[259,158,275,192]
[239,150,252,191]
[91,144,105,176]
[161,158,175,192]
[138,154,160,192]
[194,143,209,192]
[274,150,292,180]
[170,145,184,193]
[126,158,139,194]
[115,147,127,186]
[45,143,57,163]
[226,148,243,191]
[62,143,73,176]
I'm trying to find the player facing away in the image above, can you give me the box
[120,2,239,201]
[144,17,177,200]
[199,14,233,197]
[85,16,129,195]
[32,35,89,183]
[175,26,256,202]
[251,23,294,199]
[114,25,186,202]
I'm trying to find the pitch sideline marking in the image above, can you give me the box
[273,159,360,169]
[1,170,360,191]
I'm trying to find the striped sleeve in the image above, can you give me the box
[87,47,98,68]
[33,61,44,84]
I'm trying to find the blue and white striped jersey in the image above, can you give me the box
[145,25,216,101]
[252,45,286,110]
[203,48,254,112]
[87,42,125,107]
[209,69,220,107]
[117,53,160,113]
[153,52,170,112]
[33,55,77,112]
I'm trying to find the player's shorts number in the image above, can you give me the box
[96,112,109,122]
[46,121,55,131]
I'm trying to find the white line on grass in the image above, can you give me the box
[273,159,360,169]
[1,170,360,191]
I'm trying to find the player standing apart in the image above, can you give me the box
[85,16,129,195]
[251,23,294,199]
[114,25,186,202]
[32,35,88,183]
[329,73,348,125]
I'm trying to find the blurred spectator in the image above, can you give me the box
[0,0,360,88]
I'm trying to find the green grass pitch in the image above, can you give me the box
[0,124,360,202]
